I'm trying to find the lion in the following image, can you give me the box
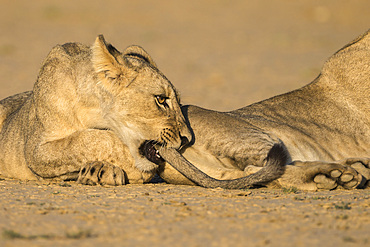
[0,35,285,187]
[153,29,370,191]
[0,35,192,185]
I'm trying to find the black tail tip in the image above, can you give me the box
[266,142,289,171]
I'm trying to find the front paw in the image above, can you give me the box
[77,161,126,186]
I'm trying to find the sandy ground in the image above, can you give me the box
[0,0,369,246]
[0,179,369,247]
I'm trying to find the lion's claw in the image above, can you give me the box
[77,161,126,186]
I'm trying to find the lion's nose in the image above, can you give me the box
[179,126,192,147]
[180,136,190,148]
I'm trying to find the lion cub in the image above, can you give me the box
[0,35,191,185]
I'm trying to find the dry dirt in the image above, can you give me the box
[0,1,369,246]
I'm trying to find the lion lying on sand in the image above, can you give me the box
[0,35,192,185]
[156,29,370,191]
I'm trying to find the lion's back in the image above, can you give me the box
[0,91,33,131]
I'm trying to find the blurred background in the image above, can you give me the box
[0,0,369,111]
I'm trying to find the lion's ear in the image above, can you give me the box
[123,45,157,68]
[92,35,127,82]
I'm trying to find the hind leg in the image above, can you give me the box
[275,160,364,191]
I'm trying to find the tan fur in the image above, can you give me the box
[0,35,191,185]
[158,30,370,190]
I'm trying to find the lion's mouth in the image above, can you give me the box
[139,140,164,164]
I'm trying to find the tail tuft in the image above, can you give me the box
[265,142,289,178]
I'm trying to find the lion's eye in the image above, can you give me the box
[155,95,167,106]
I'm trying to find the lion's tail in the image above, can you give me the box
[158,143,288,190]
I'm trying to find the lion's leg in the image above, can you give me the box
[27,129,154,185]
[274,160,364,190]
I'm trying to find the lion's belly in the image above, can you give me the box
[277,130,370,162]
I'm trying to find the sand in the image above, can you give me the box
[0,1,369,246]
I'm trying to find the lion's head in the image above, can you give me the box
[91,35,191,171]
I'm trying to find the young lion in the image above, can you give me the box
[0,35,193,185]
[156,29,370,191]
[0,35,285,187]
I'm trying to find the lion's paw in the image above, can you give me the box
[313,164,362,190]
[77,161,126,186]
[340,158,370,188]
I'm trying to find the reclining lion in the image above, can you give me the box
[156,29,370,191]
[0,35,285,187]
[0,35,192,185]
